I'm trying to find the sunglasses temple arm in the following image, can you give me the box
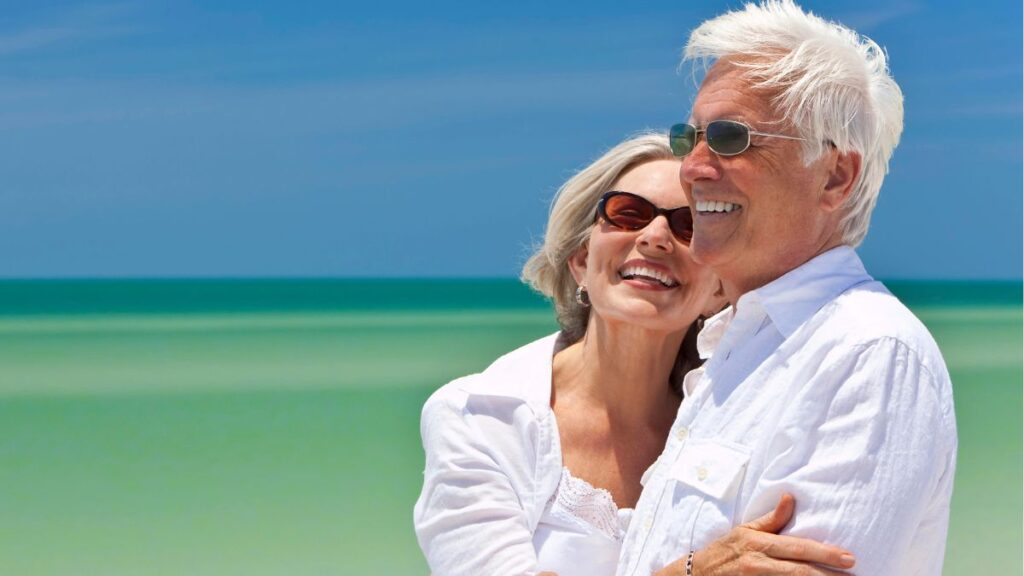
[748,130,806,142]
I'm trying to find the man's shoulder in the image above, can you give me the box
[810,280,947,372]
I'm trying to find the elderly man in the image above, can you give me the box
[617,2,957,575]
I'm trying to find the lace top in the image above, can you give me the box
[546,467,633,541]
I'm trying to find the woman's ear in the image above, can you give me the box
[568,242,589,287]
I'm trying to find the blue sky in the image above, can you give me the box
[1,0,1020,279]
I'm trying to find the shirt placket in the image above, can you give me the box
[623,303,766,576]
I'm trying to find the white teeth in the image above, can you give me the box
[696,200,739,213]
[620,265,679,287]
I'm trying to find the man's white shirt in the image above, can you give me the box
[617,246,957,576]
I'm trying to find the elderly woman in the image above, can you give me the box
[414,133,854,576]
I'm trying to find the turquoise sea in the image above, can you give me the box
[0,279,1019,575]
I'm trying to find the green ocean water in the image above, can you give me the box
[0,280,1019,575]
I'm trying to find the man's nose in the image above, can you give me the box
[680,139,722,184]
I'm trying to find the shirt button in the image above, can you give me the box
[696,467,708,481]
[643,516,653,530]
[675,427,689,441]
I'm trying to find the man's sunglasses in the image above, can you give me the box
[669,120,806,157]
[596,191,693,244]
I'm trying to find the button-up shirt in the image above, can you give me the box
[617,246,957,576]
[415,333,630,576]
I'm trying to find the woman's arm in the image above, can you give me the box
[414,385,547,576]
[655,494,856,576]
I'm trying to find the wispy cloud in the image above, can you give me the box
[834,1,924,32]
[903,65,1021,86]
[0,66,681,132]
[0,2,142,56]
[939,102,1022,118]
[909,90,1021,121]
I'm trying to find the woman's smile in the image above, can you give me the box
[618,258,680,289]
[571,158,718,333]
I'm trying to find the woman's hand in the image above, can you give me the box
[655,494,856,575]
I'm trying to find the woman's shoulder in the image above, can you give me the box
[423,332,561,419]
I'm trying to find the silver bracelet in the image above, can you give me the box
[685,551,695,576]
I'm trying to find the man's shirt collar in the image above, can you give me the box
[752,246,873,338]
[698,246,873,358]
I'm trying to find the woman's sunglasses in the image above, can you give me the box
[669,119,806,157]
[596,191,693,244]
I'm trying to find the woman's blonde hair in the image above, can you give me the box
[521,131,677,342]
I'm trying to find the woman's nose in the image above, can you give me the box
[636,216,674,253]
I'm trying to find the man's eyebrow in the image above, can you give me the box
[689,114,749,126]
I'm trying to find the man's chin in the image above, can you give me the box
[687,237,728,268]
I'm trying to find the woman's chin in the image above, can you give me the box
[593,304,692,334]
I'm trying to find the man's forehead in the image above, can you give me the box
[690,59,780,123]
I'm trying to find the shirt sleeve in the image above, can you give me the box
[741,337,957,576]
[413,384,546,576]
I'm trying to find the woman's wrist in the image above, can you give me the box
[651,549,700,576]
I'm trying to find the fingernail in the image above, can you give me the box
[840,553,856,567]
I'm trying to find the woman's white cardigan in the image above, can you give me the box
[414,333,564,576]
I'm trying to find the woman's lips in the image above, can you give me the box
[618,261,679,288]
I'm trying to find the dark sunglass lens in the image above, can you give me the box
[604,194,655,229]
[669,208,694,243]
[669,123,697,157]
[706,120,750,155]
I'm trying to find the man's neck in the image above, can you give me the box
[722,240,847,307]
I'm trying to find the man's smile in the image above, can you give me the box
[694,200,741,214]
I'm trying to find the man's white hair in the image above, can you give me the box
[683,0,903,246]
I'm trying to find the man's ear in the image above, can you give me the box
[702,277,729,318]
[568,242,589,287]
[822,149,861,212]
